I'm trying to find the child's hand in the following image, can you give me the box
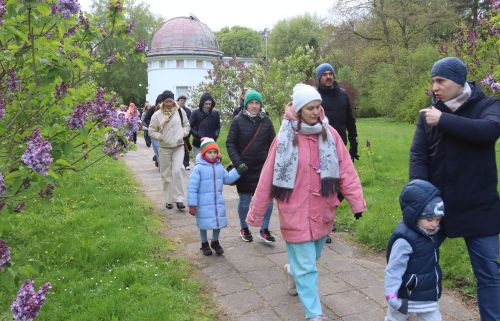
[388,297,408,314]
[189,207,197,216]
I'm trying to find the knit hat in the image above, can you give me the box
[292,84,322,113]
[162,90,175,101]
[200,137,219,156]
[243,89,263,109]
[155,93,165,106]
[316,63,335,81]
[420,196,445,219]
[431,57,467,85]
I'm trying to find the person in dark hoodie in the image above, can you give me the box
[189,93,221,157]
[410,57,500,321]
[385,179,444,321]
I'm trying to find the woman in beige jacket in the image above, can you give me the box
[148,90,190,210]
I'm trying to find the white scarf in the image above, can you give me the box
[444,82,471,112]
[272,116,339,201]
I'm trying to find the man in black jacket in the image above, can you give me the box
[189,93,220,158]
[410,57,500,321]
[316,63,359,161]
[177,95,192,170]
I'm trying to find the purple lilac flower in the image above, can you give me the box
[64,25,78,37]
[481,74,495,86]
[79,11,89,30]
[55,82,68,100]
[0,92,5,119]
[0,239,11,267]
[135,40,146,52]
[0,172,5,194]
[106,54,115,65]
[21,128,53,176]
[50,3,58,15]
[125,22,134,34]
[38,184,54,198]
[0,0,6,25]
[7,69,21,93]
[438,45,448,55]
[68,102,88,129]
[104,130,128,159]
[492,0,500,10]
[11,279,52,321]
[14,202,25,213]
[58,0,80,19]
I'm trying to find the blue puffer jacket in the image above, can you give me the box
[187,154,240,230]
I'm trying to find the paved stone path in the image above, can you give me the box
[123,138,479,321]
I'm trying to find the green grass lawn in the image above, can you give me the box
[0,158,216,321]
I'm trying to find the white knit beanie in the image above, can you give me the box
[292,84,322,113]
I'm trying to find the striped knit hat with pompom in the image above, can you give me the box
[200,137,219,156]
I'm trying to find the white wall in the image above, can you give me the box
[146,56,214,104]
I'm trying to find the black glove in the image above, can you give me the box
[349,146,360,161]
[354,212,362,220]
[398,299,408,314]
[236,163,248,175]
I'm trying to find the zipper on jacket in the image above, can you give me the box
[212,164,219,228]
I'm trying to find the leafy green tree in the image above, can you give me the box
[216,26,262,57]
[268,14,323,60]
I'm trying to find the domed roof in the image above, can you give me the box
[148,16,223,57]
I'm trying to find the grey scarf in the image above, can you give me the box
[272,117,339,201]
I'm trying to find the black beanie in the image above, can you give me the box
[431,57,467,85]
[162,90,175,100]
[155,94,165,106]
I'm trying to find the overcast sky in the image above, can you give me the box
[79,0,335,31]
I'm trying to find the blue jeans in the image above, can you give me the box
[151,138,160,166]
[200,229,221,243]
[238,193,272,230]
[286,237,327,319]
[465,235,500,321]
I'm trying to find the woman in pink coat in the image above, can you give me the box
[246,84,367,321]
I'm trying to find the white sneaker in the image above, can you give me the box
[307,316,322,321]
[184,166,190,170]
[283,264,297,296]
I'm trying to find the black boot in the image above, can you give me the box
[200,242,212,256]
[210,240,224,255]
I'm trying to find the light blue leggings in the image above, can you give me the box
[286,237,327,319]
[199,229,220,243]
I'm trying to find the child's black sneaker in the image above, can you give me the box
[165,203,173,209]
[258,229,276,243]
[239,228,253,242]
[200,242,212,256]
[210,240,224,255]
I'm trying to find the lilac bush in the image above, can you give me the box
[0,92,4,119]
[10,279,52,321]
[0,172,5,194]
[58,0,80,19]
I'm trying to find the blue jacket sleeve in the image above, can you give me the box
[223,168,240,185]
[187,166,201,207]
[409,115,429,180]
[438,106,500,145]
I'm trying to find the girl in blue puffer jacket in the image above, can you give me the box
[187,137,246,256]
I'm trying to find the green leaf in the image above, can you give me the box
[54,159,72,167]
[47,170,61,180]
[6,26,29,43]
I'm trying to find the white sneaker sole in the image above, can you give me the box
[258,234,275,243]
[283,264,298,296]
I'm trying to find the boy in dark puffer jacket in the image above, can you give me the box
[385,179,445,321]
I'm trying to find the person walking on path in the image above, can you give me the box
[177,95,192,170]
[410,56,500,321]
[316,63,360,243]
[226,89,277,243]
[385,179,445,321]
[246,84,367,321]
[189,93,221,158]
[148,90,190,211]
[187,137,246,256]
[125,102,140,144]
[143,94,163,168]
[141,101,152,147]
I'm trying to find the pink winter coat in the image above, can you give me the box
[246,103,367,243]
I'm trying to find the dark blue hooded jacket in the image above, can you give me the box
[387,179,443,302]
[409,82,500,238]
